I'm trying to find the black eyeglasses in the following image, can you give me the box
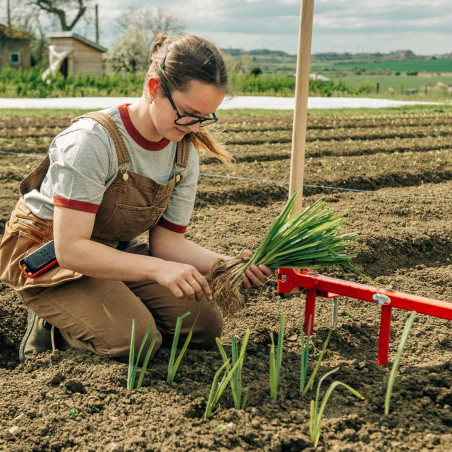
[161,83,218,127]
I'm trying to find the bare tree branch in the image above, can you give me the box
[67,0,87,30]
[33,0,88,31]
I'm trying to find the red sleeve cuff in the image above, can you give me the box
[158,217,187,234]
[53,196,100,214]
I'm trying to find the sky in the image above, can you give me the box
[5,0,452,55]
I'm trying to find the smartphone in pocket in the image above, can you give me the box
[19,240,59,279]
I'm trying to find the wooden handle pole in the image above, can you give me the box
[289,0,315,213]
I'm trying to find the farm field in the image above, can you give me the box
[328,75,452,100]
[311,58,452,74]
[0,107,451,451]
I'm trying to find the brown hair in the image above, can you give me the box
[145,34,232,164]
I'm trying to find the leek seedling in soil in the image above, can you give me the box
[204,341,248,418]
[303,328,333,394]
[167,306,201,384]
[207,191,368,316]
[310,367,365,447]
[216,329,251,410]
[269,314,286,400]
[384,311,416,415]
[127,319,159,390]
[299,315,312,393]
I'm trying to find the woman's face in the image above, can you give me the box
[149,79,225,141]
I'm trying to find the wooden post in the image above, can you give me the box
[95,4,99,44]
[289,0,315,213]
[7,0,11,29]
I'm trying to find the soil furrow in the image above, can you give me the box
[195,168,452,206]
[200,149,452,192]
[222,118,452,133]
[200,137,452,164]
[1,112,450,131]
[224,126,452,145]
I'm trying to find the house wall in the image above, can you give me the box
[50,38,103,78]
[0,37,31,71]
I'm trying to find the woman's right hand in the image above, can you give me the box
[153,260,213,303]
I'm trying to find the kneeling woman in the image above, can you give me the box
[0,34,271,363]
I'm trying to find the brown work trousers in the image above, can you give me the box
[17,243,223,363]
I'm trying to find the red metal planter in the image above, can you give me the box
[277,268,452,366]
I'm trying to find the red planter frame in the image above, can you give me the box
[277,268,452,366]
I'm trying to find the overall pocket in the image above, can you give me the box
[0,201,83,291]
[95,204,165,241]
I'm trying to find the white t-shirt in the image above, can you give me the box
[24,104,199,234]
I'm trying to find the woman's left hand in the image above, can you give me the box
[238,249,273,289]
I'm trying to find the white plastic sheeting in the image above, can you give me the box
[0,96,442,110]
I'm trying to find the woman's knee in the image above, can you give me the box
[106,323,163,364]
[191,304,223,348]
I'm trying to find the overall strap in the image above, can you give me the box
[72,112,129,165]
[175,136,190,168]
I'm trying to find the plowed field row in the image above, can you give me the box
[3,124,451,154]
[201,135,452,164]
[219,117,452,133]
[1,111,450,134]
[1,109,451,452]
[200,149,452,191]
[223,125,452,145]
[4,126,452,156]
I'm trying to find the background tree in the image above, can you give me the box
[31,0,91,31]
[104,26,148,74]
[116,7,184,47]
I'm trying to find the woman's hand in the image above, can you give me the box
[238,249,273,289]
[153,260,213,302]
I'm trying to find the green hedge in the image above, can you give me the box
[1,68,364,98]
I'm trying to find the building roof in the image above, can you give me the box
[47,32,107,53]
[0,24,33,40]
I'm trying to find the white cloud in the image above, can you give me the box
[4,0,449,54]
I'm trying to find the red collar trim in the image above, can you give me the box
[118,103,170,151]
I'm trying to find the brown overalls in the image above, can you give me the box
[0,112,222,361]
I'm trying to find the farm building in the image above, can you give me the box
[46,32,107,78]
[0,24,33,71]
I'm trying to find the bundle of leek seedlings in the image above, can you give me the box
[207,191,368,316]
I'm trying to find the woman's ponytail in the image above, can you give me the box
[185,130,232,164]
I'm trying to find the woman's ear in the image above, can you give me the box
[148,78,160,97]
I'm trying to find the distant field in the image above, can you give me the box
[311,58,452,74]
[330,74,452,99]
[247,54,452,76]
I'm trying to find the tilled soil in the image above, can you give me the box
[0,108,451,452]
